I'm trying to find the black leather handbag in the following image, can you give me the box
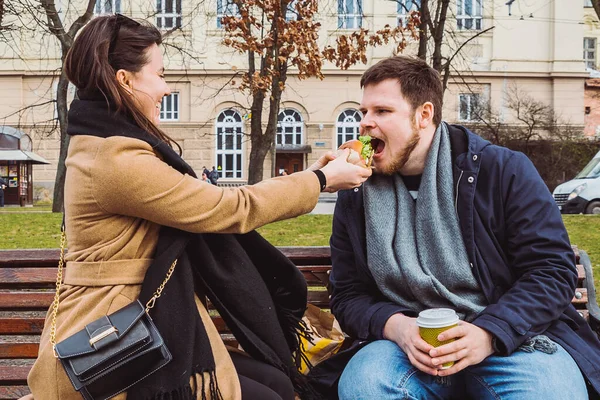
[49,230,176,400]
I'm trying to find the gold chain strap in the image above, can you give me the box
[50,226,177,358]
[50,229,67,357]
[144,259,177,313]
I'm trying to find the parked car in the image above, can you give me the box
[553,150,600,214]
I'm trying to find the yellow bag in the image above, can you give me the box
[298,304,345,374]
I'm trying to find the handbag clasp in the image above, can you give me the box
[89,326,118,346]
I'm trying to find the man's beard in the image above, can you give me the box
[380,122,421,175]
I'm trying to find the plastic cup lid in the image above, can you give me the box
[416,308,459,328]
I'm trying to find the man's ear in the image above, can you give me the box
[115,69,134,94]
[417,102,435,129]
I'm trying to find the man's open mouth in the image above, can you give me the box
[371,137,385,155]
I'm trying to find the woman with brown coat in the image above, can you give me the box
[27,14,370,400]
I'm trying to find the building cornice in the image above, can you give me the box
[464,70,589,79]
[0,69,589,79]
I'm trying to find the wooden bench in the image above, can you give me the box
[0,246,598,399]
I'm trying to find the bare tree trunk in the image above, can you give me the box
[431,0,449,73]
[246,2,287,185]
[417,0,429,60]
[52,69,70,212]
[247,86,267,184]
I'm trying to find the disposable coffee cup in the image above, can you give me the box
[416,308,459,369]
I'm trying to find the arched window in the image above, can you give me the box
[277,109,303,145]
[336,109,362,148]
[215,109,243,179]
[217,0,239,28]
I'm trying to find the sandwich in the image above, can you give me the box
[338,135,375,168]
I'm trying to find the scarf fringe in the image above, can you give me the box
[289,313,328,399]
[138,384,194,400]
[293,317,317,372]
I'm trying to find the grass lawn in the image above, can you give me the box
[0,212,62,248]
[1,211,598,296]
[0,204,52,212]
[561,215,600,290]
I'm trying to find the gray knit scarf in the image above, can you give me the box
[364,123,486,321]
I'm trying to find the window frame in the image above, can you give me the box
[584,37,597,69]
[277,108,304,145]
[159,92,180,122]
[156,0,182,30]
[338,0,363,29]
[456,0,482,31]
[335,109,363,148]
[285,0,298,21]
[94,0,121,15]
[397,0,419,27]
[215,109,244,179]
[216,0,240,28]
[458,93,481,122]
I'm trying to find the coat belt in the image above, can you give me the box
[64,259,153,286]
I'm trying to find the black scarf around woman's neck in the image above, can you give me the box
[67,96,317,400]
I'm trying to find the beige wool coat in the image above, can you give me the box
[27,135,321,399]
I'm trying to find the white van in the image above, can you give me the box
[553,150,600,214]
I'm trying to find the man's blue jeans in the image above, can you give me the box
[338,340,588,400]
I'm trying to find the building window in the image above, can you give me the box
[457,0,482,30]
[159,93,179,121]
[285,0,298,21]
[336,109,362,148]
[95,0,121,14]
[338,0,362,29]
[397,0,419,27]
[156,0,181,29]
[458,93,481,122]
[277,109,303,145]
[216,109,243,179]
[584,37,597,69]
[217,0,240,28]
[585,0,593,7]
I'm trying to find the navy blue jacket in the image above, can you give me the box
[330,125,600,395]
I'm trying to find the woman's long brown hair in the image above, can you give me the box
[64,15,181,153]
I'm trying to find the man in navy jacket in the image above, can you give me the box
[330,56,600,399]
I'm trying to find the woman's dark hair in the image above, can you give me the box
[64,14,180,152]
[360,56,443,127]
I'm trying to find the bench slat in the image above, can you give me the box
[573,288,588,306]
[0,319,45,335]
[0,315,230,335]
[0,268,331,287]
[0,366,30,384]
[0,344,38,359]
[0,386,30,400]
[0,269,56,288]
[0,292,54,310]
[577,264,585,284]
[0,248,332,267]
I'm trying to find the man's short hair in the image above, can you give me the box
[360,56,443,126]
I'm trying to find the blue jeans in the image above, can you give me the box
[338,340,588,400]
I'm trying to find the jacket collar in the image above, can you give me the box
[446,123,491,171]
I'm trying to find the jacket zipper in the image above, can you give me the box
[455,170,464,217]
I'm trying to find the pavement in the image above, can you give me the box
[310,192,337,215]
